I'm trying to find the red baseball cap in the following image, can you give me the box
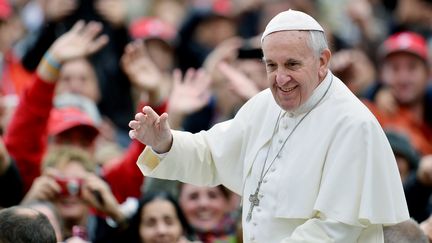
[0,0,11,20]
[379,32,429,62]
[129,17,176,42]
[48,107,99,139]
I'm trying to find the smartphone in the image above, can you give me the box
[238,48,263,60]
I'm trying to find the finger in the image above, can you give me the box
[82,21,104,40]
[159,113,170,131]
[135,112,145,122]
[143,106,160,123]
[129,130,137,139]
[183,68,196,85]
[121,43,134,66]
[70,20,85,34]
[195,68,212,90]
[172,68,182,87]
[128,120,141,129]
[87,35,109,54]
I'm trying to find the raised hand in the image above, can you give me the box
[121,40,161,93]
[217,61,259,101]
[204,38,242,85]
[129,106,173,153]
[47,21,109,64]
[169,69,212,114]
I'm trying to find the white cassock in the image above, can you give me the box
[137,71,409,242]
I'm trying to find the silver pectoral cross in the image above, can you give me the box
[246,187,261,222]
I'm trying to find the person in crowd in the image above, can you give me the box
[383,218,428,243]
[21,145,126,241]
[385,130,420,184]
[124,190,196,243]
[330,48,376,97]
[179,183,239,243]
[20,0,135,141]
[0,205,57,243]
[364,31,432,156]
[4,20,156,205]
[130,9,408,242]
[24,200,64,242]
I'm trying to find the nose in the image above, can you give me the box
[155,222,169,234]
[197,196,211,208]
[275,68,292,86]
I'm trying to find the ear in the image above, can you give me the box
[318,48,331,80]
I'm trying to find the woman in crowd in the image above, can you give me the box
[179,183,240,243]
[124,190,196,243]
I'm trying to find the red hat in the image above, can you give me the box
[380,32,429,62]
[0,0,11,20]
[129,17,176,42]
[48,107,99,138]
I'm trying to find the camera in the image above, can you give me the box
[237,47,263,60]
[55,176,83,197]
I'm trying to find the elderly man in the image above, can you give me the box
[129,10,408,242]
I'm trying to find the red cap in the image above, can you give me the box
[48,107,99,138]
[380,32,429,62]
[0,0,11,20]
[129,17,176,42]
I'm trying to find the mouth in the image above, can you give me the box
[195,211,213,221]
[278,85,298,93]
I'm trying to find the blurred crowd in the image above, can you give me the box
[0,0,431,242]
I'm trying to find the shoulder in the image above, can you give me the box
[322,77,383,131]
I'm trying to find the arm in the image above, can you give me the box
[5,21,108,192]
[4,75,56,192]
[102,101,168,203]
[282,216,363,243]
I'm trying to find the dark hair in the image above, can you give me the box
[24,200,64,240]
[0,206,57,243]
[179,183,231,200]
[125,191,195,243]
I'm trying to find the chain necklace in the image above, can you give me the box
[246,75,333,222]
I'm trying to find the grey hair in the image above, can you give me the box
[383,219,428,243]
[306,30,329,57]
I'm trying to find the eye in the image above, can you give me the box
[265,62,277,72]
[286,61,300,69]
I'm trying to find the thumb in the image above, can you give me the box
[159,113,171,131]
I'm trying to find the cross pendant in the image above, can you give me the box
[246,191,260,222]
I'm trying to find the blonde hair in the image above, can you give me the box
[42,145,96,173]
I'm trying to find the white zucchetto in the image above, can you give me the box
[261,9,324,43]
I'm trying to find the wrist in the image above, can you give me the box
[153,134,173,154]
[36,51,62,83]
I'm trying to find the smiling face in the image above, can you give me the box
[139,199,183,243]
[381,52,429,106]
[262,31,330,111]
[178,184,229,232]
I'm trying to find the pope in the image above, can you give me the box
[129,9,409,243]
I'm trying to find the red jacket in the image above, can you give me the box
[4,75,166,203]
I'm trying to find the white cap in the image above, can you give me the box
[261,9,324,43]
